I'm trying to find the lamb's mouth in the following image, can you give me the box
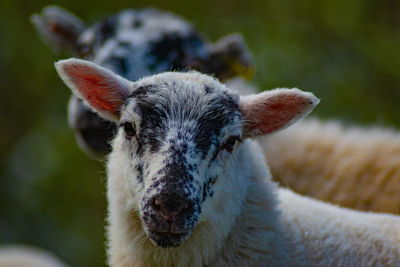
[148,231,191,248]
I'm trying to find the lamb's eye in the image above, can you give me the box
[221,136,240,153]
[123,122,136,139]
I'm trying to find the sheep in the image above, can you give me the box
[0,245,67,267]
[32,6,253,157]
[260,119,400,214]
[55,58,400,266]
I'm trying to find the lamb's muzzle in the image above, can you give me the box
[144,191,196,247]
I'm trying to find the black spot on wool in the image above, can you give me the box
[75,14,117,58]
[202,176,217,202]
[136,162,144,184]
[147,32,206,71]
[132,19,143,28]
[106,56,129,77]
[158,150,193,186]
[97,15,117,45]
[204,85,214,94]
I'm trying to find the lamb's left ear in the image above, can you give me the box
[240,88,319,138]
[55,58,132,121]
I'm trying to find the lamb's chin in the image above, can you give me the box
[148,231,191,248]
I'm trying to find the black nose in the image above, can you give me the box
[151,193,194,220]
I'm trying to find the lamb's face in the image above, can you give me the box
[117,74,242,247]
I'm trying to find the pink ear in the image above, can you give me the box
[240,88,319,138]
[55,58,131,121]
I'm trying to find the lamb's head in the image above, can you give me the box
[55,58,318,248]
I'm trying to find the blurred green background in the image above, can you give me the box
[0,0,399,266]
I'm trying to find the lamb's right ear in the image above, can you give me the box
[240,88,319,138]
[55,58,132,121]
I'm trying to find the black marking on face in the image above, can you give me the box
[195,95,239,157]
[129,85,169,155]
[138,102,166,154]
[136,162,144,184]
[202,176,217,202]
[129,84,155,98]
[147,152,194,201]
[204,85,214,94]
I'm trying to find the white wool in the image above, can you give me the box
[262,119,400,214]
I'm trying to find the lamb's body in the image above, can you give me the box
[279,188,400,266]
[56,60,400,266]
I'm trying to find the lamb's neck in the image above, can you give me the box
[209,140,293,265]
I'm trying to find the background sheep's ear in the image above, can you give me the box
[240,89,319,138]
[31,6,85,53]
[206,34,254,81]
[55,58,132,121]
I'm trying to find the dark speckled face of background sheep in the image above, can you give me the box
[117,74,242,248]
[76,9,209,82]
[32,7,252,158]
[70,9,210,156]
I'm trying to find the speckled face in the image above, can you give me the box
[76,9,208,81]
[119,74,242,248]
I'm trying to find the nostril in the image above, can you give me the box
[180,201,194,214]
[150,194,194,217]
[181,202,189,211]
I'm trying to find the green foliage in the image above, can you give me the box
[1,0,399,266]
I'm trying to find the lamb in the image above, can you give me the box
[55,58,400,266]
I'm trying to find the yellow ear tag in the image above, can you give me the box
[230,61,255,81]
